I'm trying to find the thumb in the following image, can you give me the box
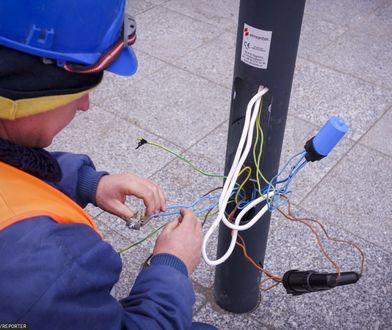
[162,217,180,233]
[109,200,135,221]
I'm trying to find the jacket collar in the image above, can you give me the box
[0,138,61,182]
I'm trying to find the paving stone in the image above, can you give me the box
[149,150,224,207]
[301,143,392,252]
[297,14,347,59]
[163,0,239,31]
[193,288,208,315]
[304,0,387,26]
[49,104,177,177]
[310,29,392,88]
[85,204,104,218]
[194,303,269,330]
[92,51,166,105]
[144,0,170,5]
[133,6,222,62]
[126,0,156,16]
[247,209,392,330]
[175,31,236,88]
[361,108,392,157]
[96,65,230,149]
[349,1,392,38]
[186,120,229,171]
[290,58,392,140]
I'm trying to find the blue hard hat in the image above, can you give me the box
[0,0,137,76]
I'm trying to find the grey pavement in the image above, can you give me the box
[50,0,392,329]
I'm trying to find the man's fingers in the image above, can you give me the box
[124,180,158,214]
[158,187,166,212]
[179,208,201,230]
[162,218,179,233]
[111,200,135,221]
[123,175,165,215]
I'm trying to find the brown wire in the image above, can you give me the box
[277,206,341,277]
[201,186,223,197]
[259,279,281,292]
[236,234,282,283]
[201,186,223,227]
[226,205,282,291]
[202,206,214,227]
[278,198,365,276]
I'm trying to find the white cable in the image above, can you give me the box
[218,88,268,230]
[202,87,274,266]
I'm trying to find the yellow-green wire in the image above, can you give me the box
[252,97,271,196]
[139,105,270,205]
[143,140,225,178]
[253,107,262,194]
[120,206,221,254]
[197,208,219,219]
[140,138,251,197]
[124,114,273,256]
[235,165,251,203]
[118,222,169,254]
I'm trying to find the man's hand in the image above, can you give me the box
[96,173,166,220]
[153,209,202,275]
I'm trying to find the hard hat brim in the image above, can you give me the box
[106,46,138,76]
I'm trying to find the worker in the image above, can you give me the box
[0,1,215,329]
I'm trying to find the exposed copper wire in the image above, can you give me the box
[259,279,281,292]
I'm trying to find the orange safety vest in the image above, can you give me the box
[0,161,101,236]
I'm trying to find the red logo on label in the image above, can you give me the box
[244,27,249,37]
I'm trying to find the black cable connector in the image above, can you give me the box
[304,137,325,162]
[282,270,361,296]
[136,138,148,150]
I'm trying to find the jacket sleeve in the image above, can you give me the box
[49,151,108,207]
[4,218,194,330]
[120,254,194,329]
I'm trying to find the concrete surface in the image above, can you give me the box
[50,0,392,329]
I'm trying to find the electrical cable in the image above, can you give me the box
[265,151,308,210]
[132,87,362,294]
[234,198,364,293]
[277,198,365,275]
[136,139,225,178]
[253,99,270,192]
[202,87,277,266]
[118,221,169,254]
[136,138,251,199]
[236,234,282,282]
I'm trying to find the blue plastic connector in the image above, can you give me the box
[305,116,348,161]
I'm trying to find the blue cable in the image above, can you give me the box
[265,151,308,211]
[140,150,308,223]
[144,190,238,221]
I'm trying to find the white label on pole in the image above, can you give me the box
[241,23,272,69]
